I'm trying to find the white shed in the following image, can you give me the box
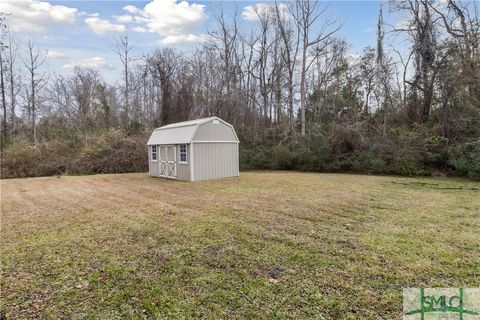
[147,117,240,181]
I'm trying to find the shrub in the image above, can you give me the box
[271,145,296,170]
[2,130,479,180]
[394,155,419,176]
[70,130,148,174]
[352,150,387,174]
[0,139,72,178]
[448,141,480,180]
[1,130,148,179]
[239,147,267,170]
[294,136,332,171]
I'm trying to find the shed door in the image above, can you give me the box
[159,145,176,179]
[158,146,167,177]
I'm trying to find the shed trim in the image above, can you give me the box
[190,142,195,181]
[192,140,239,143]
[148,146,151,176]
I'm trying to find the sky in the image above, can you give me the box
[0,0,406,83]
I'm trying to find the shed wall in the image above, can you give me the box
[149,144,191,180]
[176,144,191,181]
[193,121,236,141]
[192,142,239,181]
[148,146,160,177]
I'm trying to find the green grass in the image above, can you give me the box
[1,172,479,319]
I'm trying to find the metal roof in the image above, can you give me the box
[159,117,217,129]
[147,124,197,145]
[147,117,236,145]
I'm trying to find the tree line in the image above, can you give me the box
[1,1,479,179]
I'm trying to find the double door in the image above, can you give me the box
[159,145,176,179]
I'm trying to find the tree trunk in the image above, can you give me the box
[124,63,129,127]
[0,50,7,144]
[31,71,36,145]
[288,78,294,130]
[300,41,307,136]
[8,46,15,135]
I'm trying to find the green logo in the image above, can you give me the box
[403,288,480,320]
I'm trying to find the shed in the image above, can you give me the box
[147,117,240,181]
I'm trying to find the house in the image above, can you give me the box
[147,117,240,181]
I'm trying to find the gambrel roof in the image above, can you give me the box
[147,117,239,145]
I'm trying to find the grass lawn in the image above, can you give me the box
[1,171,479,319]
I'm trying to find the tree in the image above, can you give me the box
[276,2,300,140]
[430,0,480,104]
[114,34,136,128]
[376,4,392,134]
[147,48,180,126]
[23,36,47,145]
[290,1,341,136]
[0,13,8,145]
[359,47,377,115]
[209,6,240,97]
[393,0,443,123]
[71,67,101,133]
[250,4,274,126]
[7,32,19,136]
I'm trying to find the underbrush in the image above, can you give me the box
[1,130,148,179]
[240,135,480,180]
[2,129,479,180]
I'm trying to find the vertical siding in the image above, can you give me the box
[176,144,191,181]
[148,146,160,177]
[193,120,237,141]
[150,145,189,180]
[192,143,239,181]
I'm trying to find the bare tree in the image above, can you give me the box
[48,75,73,130]
[114,34,136,127]
[275,2,300,140]
[7,32,19,135]
[290,1,341,136]
[210,6,242,98]
[0,13,8,144]
[392,0,445,123]
[359,47,377,115]
[0,44,6,144]
[376,4,392,135]
[250,5,274,126]
[147,48,180,126]
[430,0,480,104]
[392,47,413,113]
[23,36,47,145]
[96,82,117,130]
[71,67,101,133]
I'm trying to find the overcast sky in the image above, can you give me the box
[1,0,406,83]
